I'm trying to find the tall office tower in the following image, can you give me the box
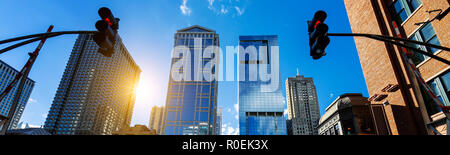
[238,35,287,135]
[215,107,222,135]
[44,34,141,135]
[161,25,219,135]
[286,69,320,135]
[0,60,35,130]
[149,106,164,133]
[344,0,449,135]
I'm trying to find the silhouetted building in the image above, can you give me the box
[318,93,376,135]
[112,125,157,135]
[6,128,51,135]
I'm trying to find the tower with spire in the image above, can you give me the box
[285,69,320,135]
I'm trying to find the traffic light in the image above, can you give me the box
[308,10,330,60]
[93,7,119,57]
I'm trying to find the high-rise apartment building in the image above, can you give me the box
[161,25,219,135]
[286,70,320,135]
[149,106,164,134]
[44,34,141,135]
[0,60,35,130]
[344,0,449,135]
[238,35,287,135]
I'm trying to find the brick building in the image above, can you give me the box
[344,0,449,135]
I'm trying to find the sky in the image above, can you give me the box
[0,0,368,135]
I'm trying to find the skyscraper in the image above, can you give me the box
[44,34,141,135]
[161,25,219,135]
[286,70,320,135]
[344,0,449,135]
[238,35,287,135]
[215,107,222,135]
[149,105,164,134]
[0,60,35,130]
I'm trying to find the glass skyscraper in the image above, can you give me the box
[238,35,287,135]
[161,25,219,135]
[0,60,35,130]
[44,34,141,135]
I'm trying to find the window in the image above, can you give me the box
[408,23,441,65]
[390,0,422,24]
[428,71,450,106]
[421,71,450,116]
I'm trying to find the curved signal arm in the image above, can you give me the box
[327,33,450,65]
[0,31,97,55]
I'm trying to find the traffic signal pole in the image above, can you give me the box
[0,31,97,55]
[326,33,450,65]
[0,25,54,135]
[0,7,119,135]
[326,32,450,135]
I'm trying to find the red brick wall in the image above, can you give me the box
[343,0,449,135]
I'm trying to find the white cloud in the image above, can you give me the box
[220,5,229,14]
[233,128,239,135]
[180,0,192,16]
[227,108,231,112]
[224,126,239,135]
[208,0,215,9]
[284,108,288,116]
[28,98,37,104]
[41,112,47,118]
[207,0,246,16]
[234,6,245,16]
[329,93,335,99]
[233,103,239,120]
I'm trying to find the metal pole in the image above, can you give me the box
[0,25,53,135]
[328,33,450,51]
[0,31,97,45]
[0,31,97,55]
[327,33,450,65]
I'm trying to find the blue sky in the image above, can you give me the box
[0,0,368,135]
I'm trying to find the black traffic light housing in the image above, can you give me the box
[94,7,119,57]
[308,10,330,60]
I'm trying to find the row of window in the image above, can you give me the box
[390,0,448,116]
[389,0,442,66]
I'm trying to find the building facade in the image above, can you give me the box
[216,107,222,135]
[286,70,320,135]
[44,34,141,135]
[149,106,164,134]
[161,25,219,135]
[6,128,51,135]
[344,0,449,135]
[0,60,35,130]
[238,35,287,135]
[112,125,157,135]
[318,93,376,135]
